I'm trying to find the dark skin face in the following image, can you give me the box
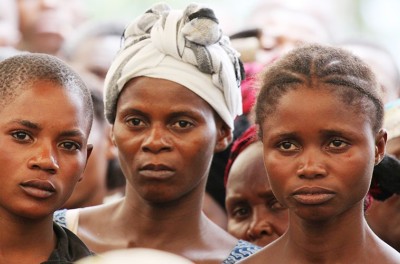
[0,80,92,220]
[226,142,288,247]
[239,85,392,264]
[111,76,232,204]
[261,86,385,222]
[0,80,92,263]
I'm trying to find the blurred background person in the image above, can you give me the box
[366,99,400,252]
[0,0,23,61]
[0,0,21,47]
[16,0,87,55]
[60,19,127,85]
[230,2,332,65]
[340,39,400,104]
[58,20,128,208]
[61,78,117,209]
[225,125,288,247]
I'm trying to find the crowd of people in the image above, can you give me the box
[1,0,400,263]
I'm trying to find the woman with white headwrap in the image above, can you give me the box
[54,2,260,263]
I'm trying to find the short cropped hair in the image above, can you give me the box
[0,53,93,131]
[255,44,383,136]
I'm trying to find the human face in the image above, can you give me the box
[71,35,121,85]
[0,80,91,220]
[62,117,112,209]
[260,86,386,222]
[0,0,20,47]
[17,0,86,54]
[112,77,230,203]
[226,142,288,247]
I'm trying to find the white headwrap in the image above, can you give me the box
[104,2,244,129]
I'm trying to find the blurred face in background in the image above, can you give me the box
[249,7,330,64]
[16,0,87,54]
[0,0,20,47]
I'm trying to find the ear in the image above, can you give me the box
[105,124,117,160]
[110,125,117,147]
[214,122,233,153]
[374,128,387,165]
[79,144,93,182]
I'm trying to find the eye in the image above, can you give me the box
[268,198,286,211]
[277,141,298,151]
[59,141,81,151]
[171,120,194,129]
[328,139,349,149]
[126,117,145,127]
[231,205,251,220]
[11,131,33,143]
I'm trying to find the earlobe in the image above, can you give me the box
[106,125,117,159]
[215,123,233,153]
[375,129,387,165]
[80,144,94,182]
[110,125,117,147]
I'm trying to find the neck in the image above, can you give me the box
[118,185,206,242]
[284,203,372,262]
[0,213,56,262]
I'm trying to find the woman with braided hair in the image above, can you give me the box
[238,44,400,263]
[53,2,259,263]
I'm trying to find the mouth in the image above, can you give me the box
[139,164,175,179]
[20,179,56,199]
[292,187,335,205]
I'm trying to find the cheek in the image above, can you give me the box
[264,155,291,201]
[227,220,247,238]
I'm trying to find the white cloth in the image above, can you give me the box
[104,3,243,129]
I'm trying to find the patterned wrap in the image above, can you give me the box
[104,2,244,129]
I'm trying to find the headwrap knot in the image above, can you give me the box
[104,2,244,129]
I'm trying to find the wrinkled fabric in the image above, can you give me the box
[104,2,244,129]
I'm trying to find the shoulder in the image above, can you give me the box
[222,240,261,264]
[44,223,94,263]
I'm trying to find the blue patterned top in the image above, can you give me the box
[53,209,260,263]
[222,239,261,263]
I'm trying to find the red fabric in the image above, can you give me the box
[224,124,259,186]
[240,62,263,115]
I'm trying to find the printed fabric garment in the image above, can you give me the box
[41,222,94,264]
[222,240,261,264]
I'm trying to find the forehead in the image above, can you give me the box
[1,80,90,133]
[262,86,374,137]
[118,77,216,114]
[227,142,266,186]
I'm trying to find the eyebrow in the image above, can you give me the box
[10,119,85,138]
[12,119,41,130]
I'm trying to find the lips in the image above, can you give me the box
[20,179,56,199]
[292,187,335,205]
[139,164,175,179]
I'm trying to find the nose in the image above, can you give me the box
[296,147,327,179]
[246,207,274,242]
[141,125,172,153]
[28,141,59,174]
